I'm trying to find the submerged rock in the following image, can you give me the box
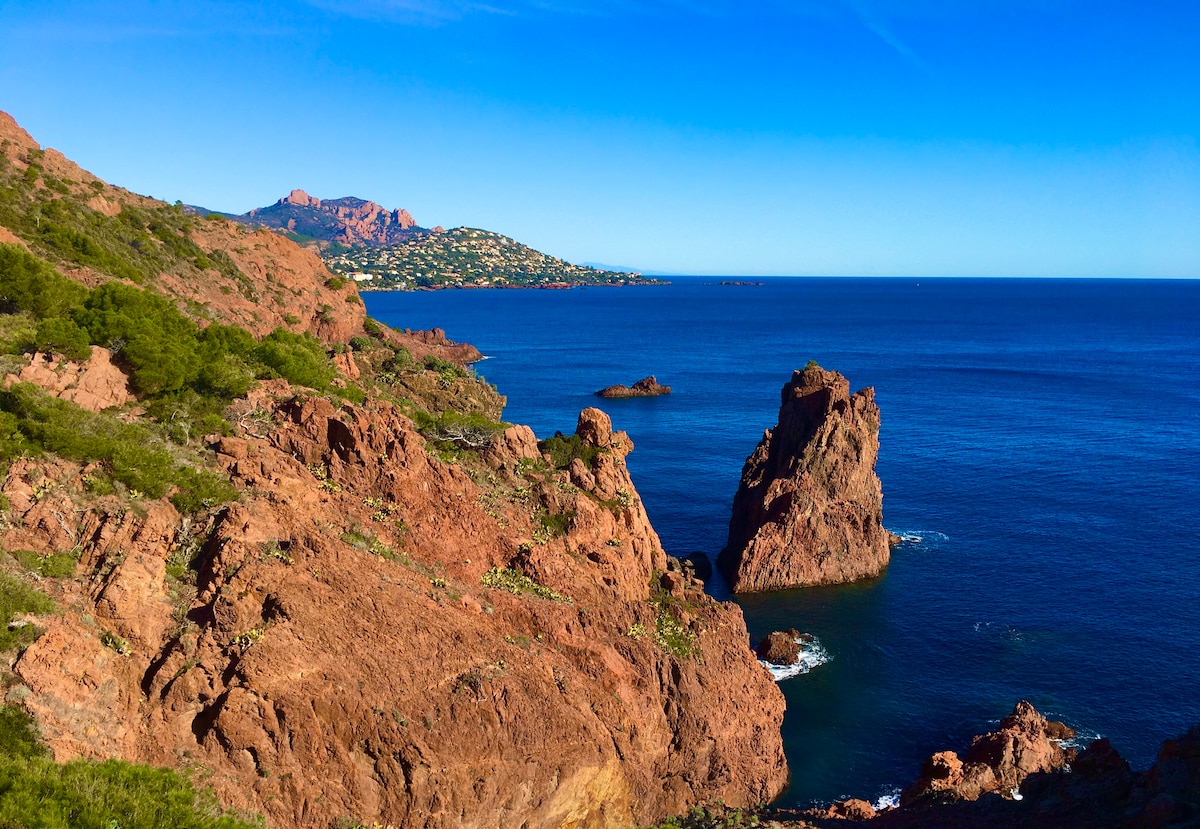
[718,365,896,593]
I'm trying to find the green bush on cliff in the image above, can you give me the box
[1,243,344,410]
[32,318,91,361]
[73,281,203,396]
[539,432,600,470]
[0,383,236,513]
[0,753,261,829]
[641,803,761,829]
[0,701,257,826]
[252,328,336,392]
[0,245,89,320]
[0,572,55,652]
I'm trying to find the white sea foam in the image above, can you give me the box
[759,635,831,681]
[873,789,901,811]
[1054,725,1104,752]
[892,530,949,546]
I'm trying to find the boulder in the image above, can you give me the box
[756,632,801,665]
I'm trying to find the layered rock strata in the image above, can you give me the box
[718,366,894,593]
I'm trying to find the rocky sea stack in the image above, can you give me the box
[595,376,671,399]
[717,365,895,593]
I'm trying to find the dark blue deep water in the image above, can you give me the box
[364,277,1200,807]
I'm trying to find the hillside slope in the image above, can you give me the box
[0,111,785,828]
[325,226,663,290]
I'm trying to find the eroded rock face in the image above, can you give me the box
[4,347,132,411]
[243,190,422,246]
[718,366,894,593]
[7,394,787,829]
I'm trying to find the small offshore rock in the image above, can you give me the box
[756,631,801,665]
[595,376,672,399]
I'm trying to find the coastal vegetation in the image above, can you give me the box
[0,705,260,829]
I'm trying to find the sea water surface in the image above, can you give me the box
[364,277,1200,807]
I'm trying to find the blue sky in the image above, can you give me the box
[1,0,1197,276]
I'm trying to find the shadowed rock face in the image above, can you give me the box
[717,366,894,593]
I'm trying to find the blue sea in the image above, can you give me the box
[364,277,1200,807]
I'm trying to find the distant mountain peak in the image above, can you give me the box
[241,190,422,246]
[280,188,320,208]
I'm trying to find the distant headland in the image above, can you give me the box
[189,190,668,291]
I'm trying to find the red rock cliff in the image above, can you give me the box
[0,109,788,828]
[718,365,893,593]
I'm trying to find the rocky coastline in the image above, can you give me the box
[1,107,1197,829]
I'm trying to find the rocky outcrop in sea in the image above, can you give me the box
[595,376,672,399]
[717,365,895,593]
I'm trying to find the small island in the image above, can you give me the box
[595,376,672,399]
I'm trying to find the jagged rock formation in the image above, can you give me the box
[783,706,1200,828]
[595,376,672,399]
[3,347,131,412]
[241,189,425,247]
[756,631,801,665]
[901,701,1075,806]
[717,365,894,593]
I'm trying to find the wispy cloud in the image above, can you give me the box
[840,0,930,70]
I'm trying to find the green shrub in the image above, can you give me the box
[0,571,54,652]
[170,466,238,514]
[640,803,761,829]
[0,705,48,761]
[73,282,202,395]
[0,311,36,356]
[348,336,371,352]
[422,354,464,377]
[339,384,366,406]
[382,346,414,374]
[253,329,335,392]
[325,276,348,290]
[7,548,77,579]
[419,410,505,450]
[539,511,575,537]
[0,754,261,828]
[0,245,89,319]
[194,354,256,401]
[540,432,600,470]
[32,318,91,361]
[0,383,236,512]
[481,567,571,603]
